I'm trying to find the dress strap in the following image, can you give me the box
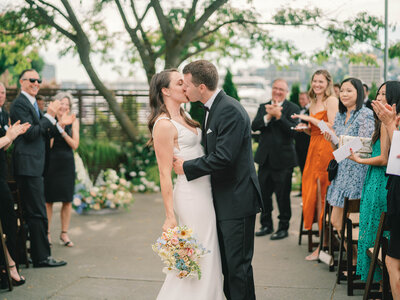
[152,117,171,137]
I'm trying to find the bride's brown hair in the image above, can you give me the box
[147,69,199,145]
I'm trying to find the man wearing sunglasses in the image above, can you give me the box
[10,69,68,268]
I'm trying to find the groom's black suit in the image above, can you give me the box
[184,90,262,300]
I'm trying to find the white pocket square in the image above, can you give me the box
[206,128,213,134]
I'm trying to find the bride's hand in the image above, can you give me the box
[162,216,177,232]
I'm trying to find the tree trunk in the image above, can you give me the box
[77,40,138,143]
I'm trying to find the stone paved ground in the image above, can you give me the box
[0,192,364,300]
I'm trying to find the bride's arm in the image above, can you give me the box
[153,120,178,232]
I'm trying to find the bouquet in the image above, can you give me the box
[152,225,209,279]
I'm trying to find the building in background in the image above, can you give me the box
[349,61,383,86]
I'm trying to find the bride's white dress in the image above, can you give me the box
[154,117,224,300]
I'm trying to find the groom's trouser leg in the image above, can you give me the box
[258,165,274,228]
[217,215,256,300]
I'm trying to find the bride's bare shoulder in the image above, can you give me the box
[153,117,176,138]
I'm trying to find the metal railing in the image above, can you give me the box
[5,88,150,140]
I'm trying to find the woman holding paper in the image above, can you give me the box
[324,78,374,248]
[349,81,399,283]
[291,69,338,261]
[372,85,400,300]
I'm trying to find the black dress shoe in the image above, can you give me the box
[255,226,274,237]
[33,257,67,268]
[270,229,288,240]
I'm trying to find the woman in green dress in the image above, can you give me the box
[349,81,397,282]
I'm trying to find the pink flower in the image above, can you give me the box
[187,248,194,257]
[171,237,179,245]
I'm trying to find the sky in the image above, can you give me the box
[11,0,399,83]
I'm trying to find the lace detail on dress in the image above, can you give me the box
[327,107,375,207]
[356,139,390,282]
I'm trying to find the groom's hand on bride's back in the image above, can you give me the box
[173,156,185,175]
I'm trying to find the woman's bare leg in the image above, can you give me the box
[60,202,73,247]
[386,255,400,300]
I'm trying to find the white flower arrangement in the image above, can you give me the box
[73,168,134,214]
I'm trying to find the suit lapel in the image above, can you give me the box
[20,94,40,121]
[205,90,225,131]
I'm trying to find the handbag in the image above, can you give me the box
[339,135,372,158]
[327,159,338,181]
[326,110,366,181]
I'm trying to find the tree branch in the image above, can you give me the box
[25,0,76,41]
[150,0,174,42]
[185,0,198,23]
[181,42,214,61]
[0,23,44,35]
[192,18,380,49]
[37,0,70,22]
[179,0,226,48]
[130,0,154,58]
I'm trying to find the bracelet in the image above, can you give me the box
[56,122,65,134]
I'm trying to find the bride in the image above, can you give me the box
[148,69,224,300]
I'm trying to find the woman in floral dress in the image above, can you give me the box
[324,78,374,238]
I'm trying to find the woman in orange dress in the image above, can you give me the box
[292,70,338,260]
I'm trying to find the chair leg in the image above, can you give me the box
[336,217,347,284]
[298,211,304,246]
[347,218,354,296]
[308,230,314,253]
[363,213,385,300]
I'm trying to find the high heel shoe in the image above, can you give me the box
[60,231,74,247]
[8,265,25,286]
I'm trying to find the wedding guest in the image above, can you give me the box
[294,92,311,196]
[334,83,341,98]
[292,70,338,260]
[252,79,300,240]
[351,81,400,283]
[10,69,69,268]
[36,95,45,112]
[372,92,400,300]
[0,82,30,287]
[44,92,78,247]
[363,83,372,110]
[324,78,374,242]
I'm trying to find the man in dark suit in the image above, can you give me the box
[252,79,300,240]
[10,69,67,268]
[173,60,262,300]
[363,83,372,109]
[294,92,311,196]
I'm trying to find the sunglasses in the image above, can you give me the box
[22,78,42,84]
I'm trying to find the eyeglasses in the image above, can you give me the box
[22,78,42,84]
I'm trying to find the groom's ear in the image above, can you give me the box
[198,83,207,93]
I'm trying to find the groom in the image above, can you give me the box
[173,60,262,300]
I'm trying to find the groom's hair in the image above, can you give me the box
[183,60,218,91]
